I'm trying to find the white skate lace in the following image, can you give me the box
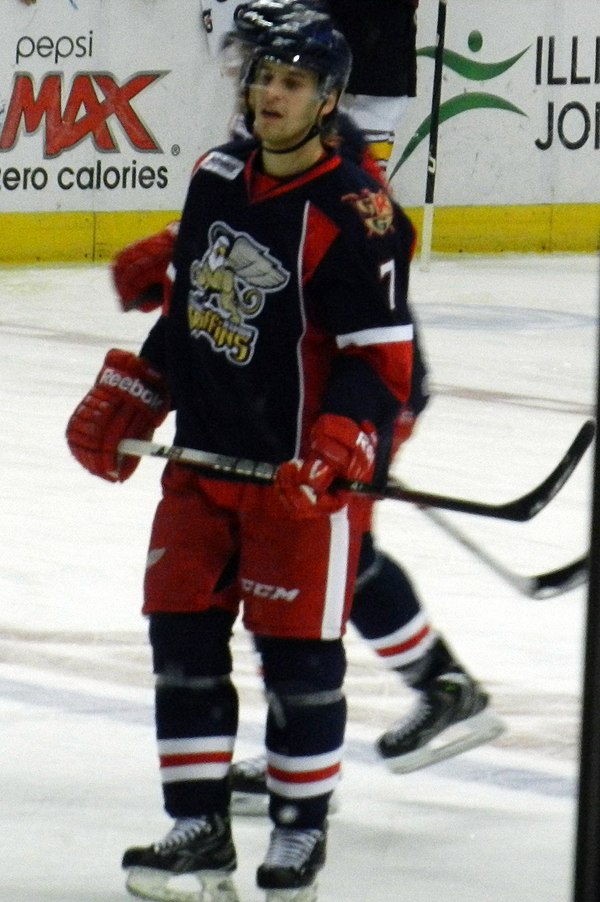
[389,696,432,739]
[232,754,266,778]
[263,828,322,869]
[153,816,212,853]
[389,673,474,740]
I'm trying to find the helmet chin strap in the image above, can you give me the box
[258,97,333,156]
[261,122,321,155]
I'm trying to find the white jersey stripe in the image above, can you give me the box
[267,749,342,772]
[365,611,437,670]
[322,506,350,639]
[158,736,234,755]
[336,323,413,348]
[293,202,310,459]
[160,762,230,783]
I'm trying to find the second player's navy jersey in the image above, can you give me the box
[142,139,416,466]
[329,0,418,98]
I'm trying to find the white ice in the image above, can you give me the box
[1,252,597,901]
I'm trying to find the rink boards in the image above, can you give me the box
[1,0,599,261]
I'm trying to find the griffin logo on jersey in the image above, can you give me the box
[187,221,290,365]
[342,188,395,237]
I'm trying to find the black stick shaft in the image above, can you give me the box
[421,0,447,269]
[425,0,447,206]
[118,418,594,523]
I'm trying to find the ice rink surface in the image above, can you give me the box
[1,252,597,901]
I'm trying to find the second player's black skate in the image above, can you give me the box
[257,826,327,902]
[229,754,269,816]
[377,671,505,773]
[122,813,238,902]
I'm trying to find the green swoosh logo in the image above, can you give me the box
[417,45,530,80]
[391,92,527,177]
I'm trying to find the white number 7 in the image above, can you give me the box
[379,259,395,310]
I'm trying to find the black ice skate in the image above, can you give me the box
[256,826,327,902]
[122,813,238,902]
[230,754,269,816]
[377,672,505,773]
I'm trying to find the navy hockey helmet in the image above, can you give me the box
[231,1,293,45]
[234,2,352,100]
[231,1,330,46]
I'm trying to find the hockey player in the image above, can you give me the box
[115,215,504,806]
[66,8,423,901]
[209,0,419,177]
[111,0,503,819]
[331,0,420,174]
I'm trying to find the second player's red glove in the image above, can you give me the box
[275,413,377,517]
[391,408,417,455]
[66,349,170,482]
[111,222,179,312]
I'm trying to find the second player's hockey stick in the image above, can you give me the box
[118,417,594,522]
[420,0,447,271]
[418,505,589,598]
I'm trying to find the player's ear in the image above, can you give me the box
[320,91,338,119]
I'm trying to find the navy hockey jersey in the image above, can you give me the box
[141,139,416,469]
[329,0,418,98]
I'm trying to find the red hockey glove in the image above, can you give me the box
[111,222,178,312]
[275,414,377,517]
[66,349,169,483]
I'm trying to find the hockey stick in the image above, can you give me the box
[420,0,447,271]
[418,505,589,598]
[118,417,594,522]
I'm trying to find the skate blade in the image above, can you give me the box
[232,790,340,818]
[382,709,506,774]
[264,884,319,902]
[231,791,269,817]
[125,866,239,902]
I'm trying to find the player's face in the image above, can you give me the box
[249,58,335,150]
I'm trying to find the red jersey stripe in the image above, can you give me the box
[160,751,232,768]
[377,624,432,658]
[267,762,341,784]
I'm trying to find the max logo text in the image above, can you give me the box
[0,71,166,158]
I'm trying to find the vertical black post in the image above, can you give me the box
[424,0,447,206]
[420,0,447,270]
[573,259,600,901]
